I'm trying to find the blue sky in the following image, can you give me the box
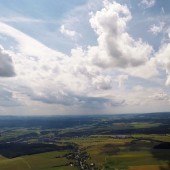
[0,0,170,115]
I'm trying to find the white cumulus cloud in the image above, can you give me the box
[89,1,153,69]
[1,0,170,115]
[156,43,170,85]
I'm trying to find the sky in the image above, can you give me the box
[0,0,170,115]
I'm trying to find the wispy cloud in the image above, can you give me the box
[0,16,44,23]
[149,22,165,35]
[139,0,156,9]
[0,22,64,58]
[60,25,81,40]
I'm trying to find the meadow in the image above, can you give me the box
[0,151,77,170]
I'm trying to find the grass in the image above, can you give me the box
[0,156,6,161]
[130,122,161,129]
[129,165,168,170]
[2,151,166,170]
[133,134,170,142]
[0,128,169,170]
[0,151,78,170]
[0,128,40,142]
[63,135,170,170]
[0,157,30,170]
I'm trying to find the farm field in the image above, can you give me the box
[63,135,170,170]
[1,0,170,169]
[0,112,169,170]
[0,151,78,170]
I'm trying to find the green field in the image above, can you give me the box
[0,133,169,170]
[0,113,169,170]
[62,135,170,170]
[130,123,161,129]
[0,151,78,170]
